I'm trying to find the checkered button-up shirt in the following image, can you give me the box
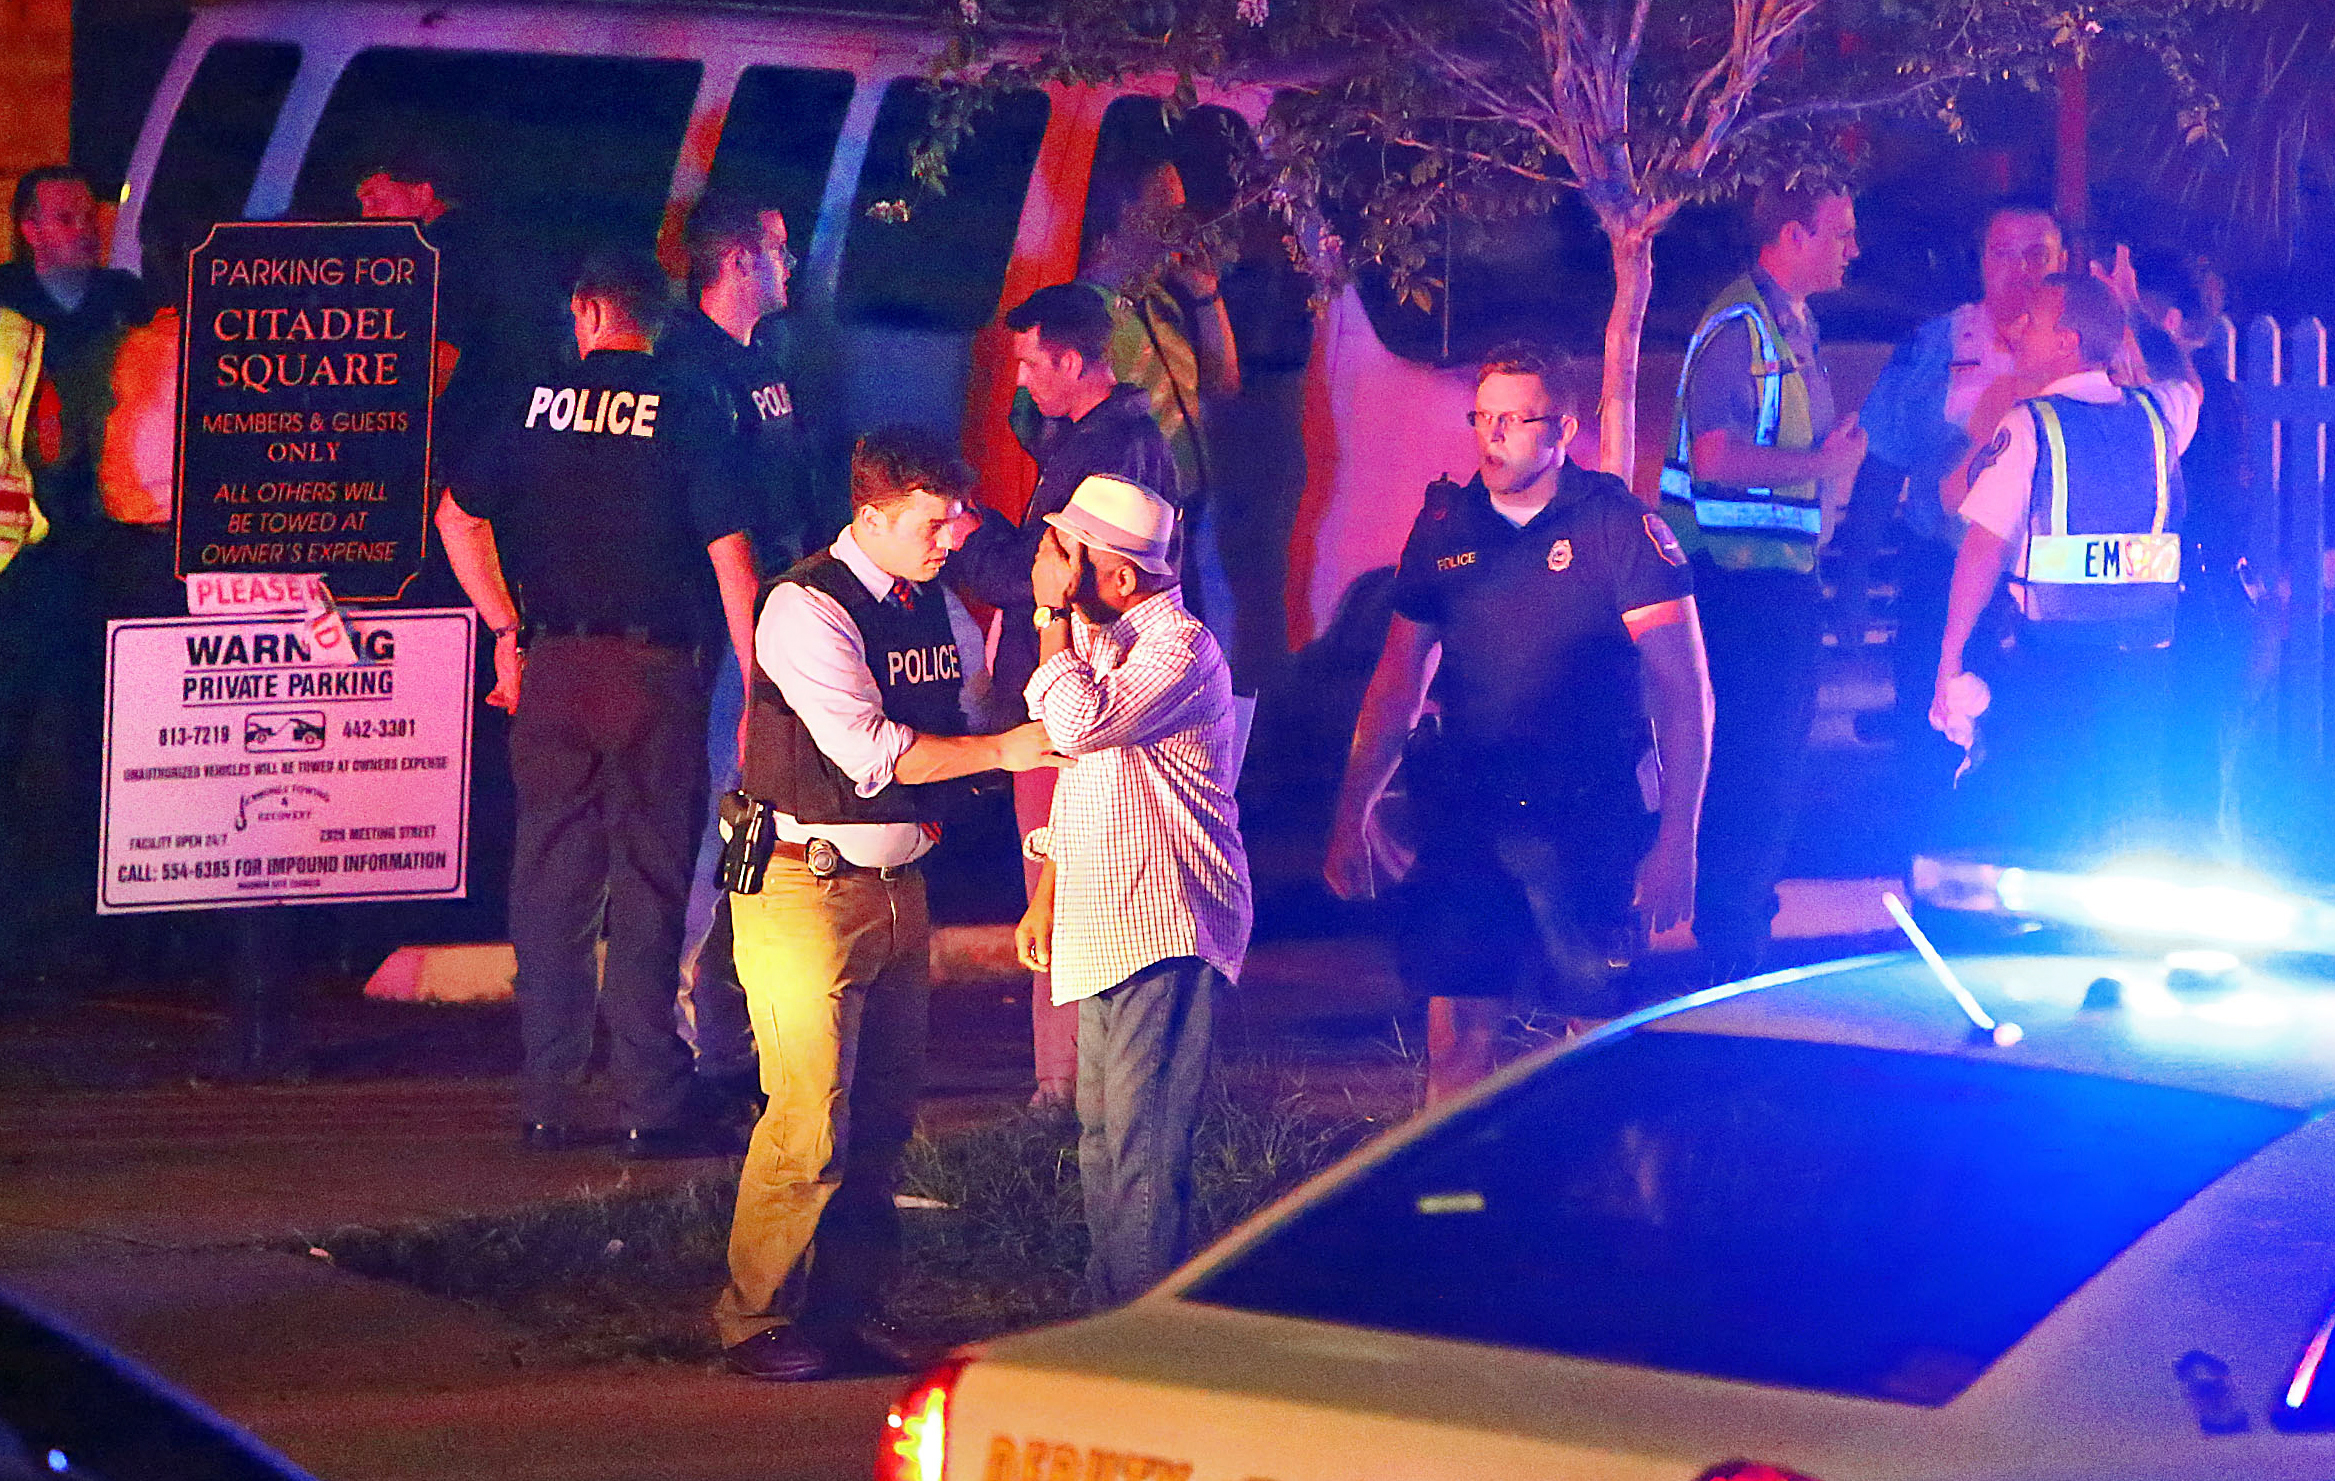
[1025,590,1251,1004]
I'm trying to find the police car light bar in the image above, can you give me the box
[1911,856,2335,953]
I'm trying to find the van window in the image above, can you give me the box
[1081,96,1313,374]
[839,81,1048,331]
[143,41,300,243]
[702,67,856,251]
[291,47,700,342]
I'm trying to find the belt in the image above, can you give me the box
[769,837,917,881]
[526,620,704,652]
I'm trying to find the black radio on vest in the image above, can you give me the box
[740,551,976,822]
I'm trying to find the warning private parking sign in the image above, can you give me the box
[98,609,474,914]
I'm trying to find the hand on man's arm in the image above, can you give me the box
[895,721,1066,784]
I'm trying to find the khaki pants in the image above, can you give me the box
[714,858,930,1348]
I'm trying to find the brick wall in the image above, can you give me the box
[0,0,74,253]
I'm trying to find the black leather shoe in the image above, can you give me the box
[725,1326,832,1382]
[519,1121,572,1152]
[834,1317,938,1375]
[621,1125,717,1160]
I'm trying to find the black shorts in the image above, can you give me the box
[1394,806,1656,1013]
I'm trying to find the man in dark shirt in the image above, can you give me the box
[660,191,814,1126]
[436,250,759,1155]
[950,281,1180,1105]
[1326,344,1712,1103]
[0,166,147,535]
[0,164,148,981]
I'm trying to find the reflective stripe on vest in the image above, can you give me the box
[1660,278,1820,544]
[2025,394,2178,586]
[0,308,47,575]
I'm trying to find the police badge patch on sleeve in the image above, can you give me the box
[1644,512,1687,567]
[1967,425,2011,484]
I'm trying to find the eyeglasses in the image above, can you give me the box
[1465,411,1553,434]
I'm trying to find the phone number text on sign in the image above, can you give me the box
[100,609,475,913]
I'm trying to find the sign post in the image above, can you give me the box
[177,221,439,601]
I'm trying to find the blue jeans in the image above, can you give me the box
[678,642,756,1081]
[1076,956,1223,1306]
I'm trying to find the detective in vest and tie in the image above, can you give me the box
[1659,183,1867,986]
[1932,252,2202,863]
[716,428,1064,1383]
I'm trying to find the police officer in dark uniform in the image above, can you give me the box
[1933,257,2201,860]
[660,191,816,1123]
[1326,344,1712,1104]
[435,250,760,1154]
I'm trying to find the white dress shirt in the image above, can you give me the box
[1960,370,2202,614]
[1025,590,1251,1004]
[755,528,993,868]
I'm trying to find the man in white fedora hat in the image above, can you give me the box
[1013,473,1251,1305]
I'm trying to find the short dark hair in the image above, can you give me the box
[2042,271,2129,367]
[355,136,464,203]
[851,426,974,513]
[571,249,672,334]
[1003,282,1113,366]
[1980,200,2060,249]
[683,191,782,291]
[12,165,95,228]
[1476,340,1570,410]
[1750,181,1845,249]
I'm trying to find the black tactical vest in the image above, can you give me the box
[740,551,973,824]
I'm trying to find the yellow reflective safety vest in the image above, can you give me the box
[1660,273,1820,574]
[2015,389,2184,650]
[0,307,47,576]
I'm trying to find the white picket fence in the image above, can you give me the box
[2228,316,2334,775]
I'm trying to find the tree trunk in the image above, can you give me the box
[1600,224,1658,500]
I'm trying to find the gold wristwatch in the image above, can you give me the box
[1033,605,1065,630]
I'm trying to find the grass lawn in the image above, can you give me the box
[300,1069,1399,1366]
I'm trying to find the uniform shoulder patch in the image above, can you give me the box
[1967,425,2011,484]
[1643,511,1687,567]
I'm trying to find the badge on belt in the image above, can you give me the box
[804,837,844,878]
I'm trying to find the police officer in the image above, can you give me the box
[1326,344,1712,1103]
[1849,204,2065,748]
[661,191,815,1127]
[1659,182,1866,984]
[1932,256,2200,861]
[435,249,760,1155]
[716,429,1060,1382]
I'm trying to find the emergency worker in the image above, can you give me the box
[0,165,145,981]
[1932,259,2201,861]
[435,250,760,1155]
[716,429,1061,1382]
[1659,183,1866,984]
[662,191,813,1134]
[0,304,49,984]
[1326,345,1713,1103]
